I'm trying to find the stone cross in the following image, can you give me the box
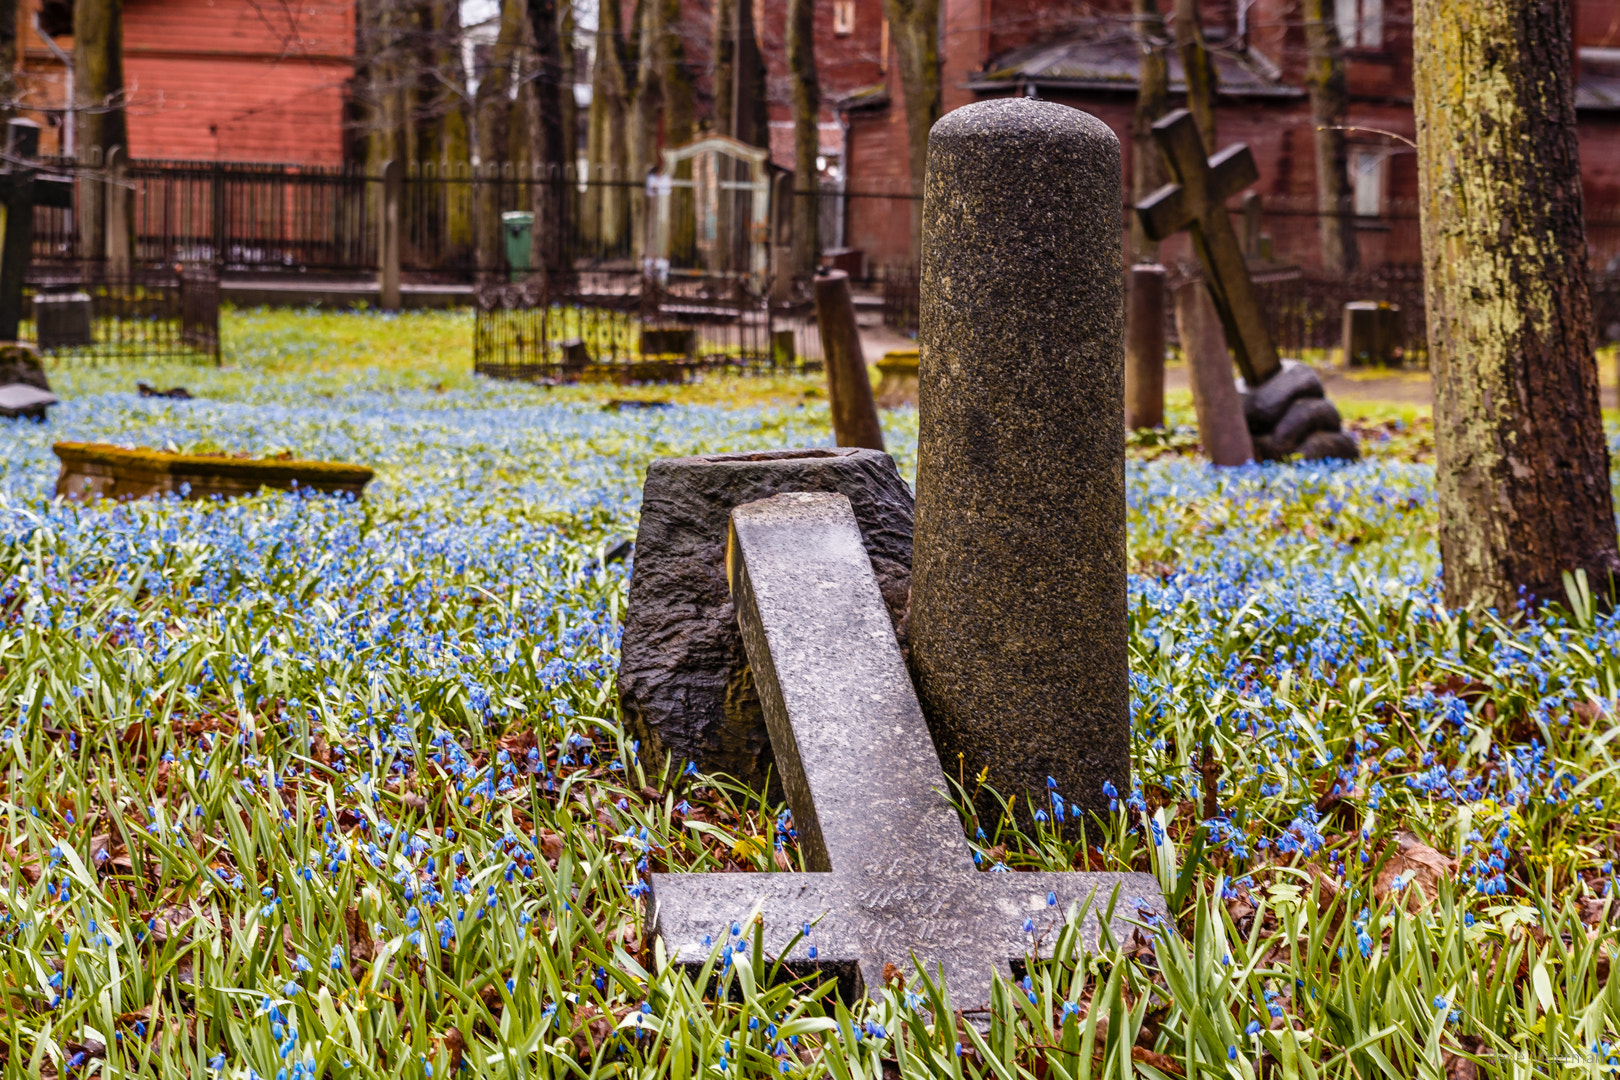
[1134,108,1280,386]
[0,120,73,342]
[648,492,1159,1013]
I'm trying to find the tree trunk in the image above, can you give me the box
[1130,0,1168,263]
[475,0,523,271]
[585,0,632,255]
[1413,0,1620,610]
[628,0,657,261]
[526,0,572,275]
[786,0,820,276]
[1171,0,1216,152]
[880,0,940,265]
[74,0,127,266]
[1303,0,1358,274]
[0,0,18,122]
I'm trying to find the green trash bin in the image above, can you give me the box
[502,211,534,281]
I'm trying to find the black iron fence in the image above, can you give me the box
[24,267,221,364]
[472,271,825,383]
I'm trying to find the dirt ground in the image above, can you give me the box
[857,316,1620,412]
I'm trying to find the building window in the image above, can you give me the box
[833,0,855,36]
[1350,149,1386,217]
[1336,0,1383,49]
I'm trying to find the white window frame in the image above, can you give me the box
[833,0,855,36]
[1349,148,1387,217]
[1336,0,1384,50]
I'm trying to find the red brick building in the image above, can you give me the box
[19,0,354,164]
[829,0,1620,270]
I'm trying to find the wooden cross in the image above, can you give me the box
[1135,108,1280,386]
[0,120,74,342]
[649,493,1159,1014]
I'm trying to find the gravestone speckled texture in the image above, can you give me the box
[910,98,1129,821]
[649,493,1160,1013]
[619,448,914,790]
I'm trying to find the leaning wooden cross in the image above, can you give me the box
[648,493,1159,1011]
[1136,109,1356,460]
[0,119,73,342]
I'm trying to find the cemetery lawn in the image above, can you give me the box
[4,308,1620,1079]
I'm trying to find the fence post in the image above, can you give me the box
[813,269,884,451]
[1125,264,1167,429]
[379,159,402,311]
[105,146,131,278]
[770,170,794,303]
[211,161,226,273]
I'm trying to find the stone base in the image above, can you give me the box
[53,442,374,502]
[873,350,919,408]
[619,448,914,790]
[1240,360,1360,462]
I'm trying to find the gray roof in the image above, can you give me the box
[972,30,1302,98]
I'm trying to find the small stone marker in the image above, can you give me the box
[1342,301,1403,367]
[1174,281,1253,466]
[812,270,884,451]
[910,98,1128,819]
[873,349,919,408]
[34,291,93,350]
[650,492,1159,1012]
[0,382,56,420]
[619,448,913,791]
[1125,264,1167,429]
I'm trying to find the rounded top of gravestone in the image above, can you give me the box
[928,98,1118,156]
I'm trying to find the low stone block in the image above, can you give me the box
[1343,301,1403,367]
[53,442,374,502]
[1258,396,1342,457]
[0,382,57,419]
[618,447,914,789]
[35,291,93,350]
[873,350,919,408]
[640,327,696,358]
[1296,430,1361,462]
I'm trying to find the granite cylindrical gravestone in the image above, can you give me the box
[910,98,1127,821]
[1125,264,1167,430]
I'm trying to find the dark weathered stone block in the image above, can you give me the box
[1260,396,1342,457]
[912,98,1128,820]
[650,492,1160,1014]
[35,291,93,350]
[1241,359,1323,433]
[0,342,49,391]
[1296,430,1361,462]
[618,448,913,789]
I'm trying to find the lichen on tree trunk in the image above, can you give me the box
[1413,0,1620,610]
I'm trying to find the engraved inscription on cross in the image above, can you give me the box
[0,119,74,342]
[648,492,1160,1013]
[1135,108,1280,386]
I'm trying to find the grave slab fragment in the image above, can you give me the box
[911,97,1128,820]
[649,493,1160,1014]
[619,448,913,791]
